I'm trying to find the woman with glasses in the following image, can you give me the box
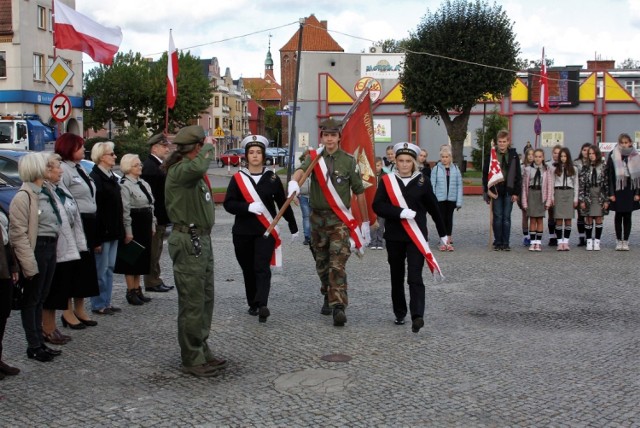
[89,142,124,315]
[114,154,156,306]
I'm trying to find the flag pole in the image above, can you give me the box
[164,29,172,134]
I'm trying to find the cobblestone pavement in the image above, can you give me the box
[1,196,639,427]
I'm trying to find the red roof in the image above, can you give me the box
[280,15,343,52]
[244,76,281,102]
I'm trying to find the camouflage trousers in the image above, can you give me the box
[310,210,351,307]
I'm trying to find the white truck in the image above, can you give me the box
[0,115,57,151]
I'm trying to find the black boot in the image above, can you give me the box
[548,238,557,247]
[577,237,586,247]
[126,290,144,306]
[135,287,151,303]
[332,305,347,326]
[258,306,270,323]
[320,295,331,315]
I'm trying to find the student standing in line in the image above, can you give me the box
[521,149,553,251]
[579,145,608,251]
[546,145,562,246]
[519,148,534,246]
[574,143,591,247]
[431,145,462,251]
[551,148,579,251]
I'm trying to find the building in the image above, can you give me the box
[0,0,84,134]
[244,41,282,138]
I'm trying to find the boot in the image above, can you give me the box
[320,295,331,315]
[126,289,144,306]
[548,237,557,247]
[135,288,151,303]
[332,305,347,326]
[578,237,587,247]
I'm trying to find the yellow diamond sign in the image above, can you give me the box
[46,57,74,93]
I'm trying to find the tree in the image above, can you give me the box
[620,58,640,69]
[470,108,508,170]
[399,0,520,169]
[376,38,409,53]
[516,56,554,70]
[264,106,282,146]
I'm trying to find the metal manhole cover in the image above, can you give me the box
[320,353,352,362]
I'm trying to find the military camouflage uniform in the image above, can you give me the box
[165,134,216,368]
[298,148,364,307]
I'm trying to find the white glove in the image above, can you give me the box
[291,232,299,242]
[360,221,371,246]
[400,209,416,219]
[287,181,300,198]
[248,202,265,215]
[440,236,449,246]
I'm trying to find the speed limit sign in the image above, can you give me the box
[50,93,72,122]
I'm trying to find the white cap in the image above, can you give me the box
[240,135,269,151]
[393,142,420,159]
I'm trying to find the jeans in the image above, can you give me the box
[299,195,311,240]
[492,193,514,246]
[91,240,118,310]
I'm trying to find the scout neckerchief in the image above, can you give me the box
[308,148,365,255]
[381,173,443,279]
[234,170,282,267]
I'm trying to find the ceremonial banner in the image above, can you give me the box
[167,31,179,109]
[487,147,504,198]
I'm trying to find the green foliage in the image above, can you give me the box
[471,108,508,170]
[620,58,640,69]
[83,125,149,163]
[516,57,554,70]
[377,39,409,53]
[264,106,282,145]
[399,0,519,169]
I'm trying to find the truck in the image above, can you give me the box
[0,114,57,151]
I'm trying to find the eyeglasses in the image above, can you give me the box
[105,152,116,157]
[132,163,142,167]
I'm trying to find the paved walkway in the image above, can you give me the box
[1,196,639,426]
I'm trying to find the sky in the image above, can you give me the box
[76,0,640,78]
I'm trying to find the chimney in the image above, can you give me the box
[320,20,327,29]
[586,60,616,70]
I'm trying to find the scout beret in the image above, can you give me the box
[393,142,420,159]
[241,134,269,153]
[173,125,205,145]
[319,118,342,133]
[147,133,168,146]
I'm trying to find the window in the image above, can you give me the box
[64,59,73,86]
[409,116,418,144]
[33,54,45,81]
[214,96,219,107]
[625,80,640,98]
[215,118,220,129]
[0,51,6,78]
[48,9,53,32]
[37,6,47,30]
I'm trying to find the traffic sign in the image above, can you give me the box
[46,57,74,93]
[50,93,72,122]
[213,126,225,137]
[276,110,292,116]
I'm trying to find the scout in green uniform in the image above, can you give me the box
[288,119,371,327]
[164,125,226,377]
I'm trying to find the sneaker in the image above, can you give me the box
[502,245,511,251]
[622,241,630,251]
[535,243,542,252]
[616,240,623,251]
[593,239,600,251]
[586,240,593,251]
[368,246,377,250]
[493,244,502,251]
[439,244,447,252]
[529,243,536,252]
[303,238,310,246]
[446,244,454,252]
[333,306,347,327]
[557,243,564,251]
[565,243,570,251]
[523,236,531,246]
[376,246,384,250]
[394,318,406,325]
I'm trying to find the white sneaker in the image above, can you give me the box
[616,240,623,251]
[529,243,536,251]
[586,239,593,251]
[622,241,630,251]
[593,239,600,251]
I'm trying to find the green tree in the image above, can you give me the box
[620,58,640,69]
[470,108,508,170]
[264,106,282,146]
[399,0,520,169]
[377,38,409,53]
[516,56,554,70]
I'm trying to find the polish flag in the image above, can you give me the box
[167,31,179,109]
[487,147,504,189]
[53,0,122,66]
[539,48,550,113]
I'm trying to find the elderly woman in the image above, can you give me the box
[114,154,156,306]
[9,153,62,362]
[89,142,124,315]
[41,153,87,345]
[55,133,99,328]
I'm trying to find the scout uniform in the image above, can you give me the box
[165,126,221,375]
[296,119,365,325]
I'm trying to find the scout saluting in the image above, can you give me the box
[223,135,298,323]
[373,143,447,333]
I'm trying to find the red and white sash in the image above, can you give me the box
[234,171,282,267]
[382,174,443,278]
[309,149,365,254]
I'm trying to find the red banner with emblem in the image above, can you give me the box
[340,91,377,226]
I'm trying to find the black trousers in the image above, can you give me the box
[233,234,276,308]
[0,278,12,359]
[438,201,456,236]
[386,240,425,320]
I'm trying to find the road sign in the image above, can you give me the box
[276,110,292,116]
[213,126,225,137]
[50,93,72,122]
[46,57,74,93]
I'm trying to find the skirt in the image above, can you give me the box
[554,188,575,219]
[586,187,604,217]
[527,189,546,217]
[114,209,152,275]
[44,260,81,310]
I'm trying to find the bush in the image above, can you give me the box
[471,109,509,171]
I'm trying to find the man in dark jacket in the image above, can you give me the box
[482,130,522,251]
[141,133,173,292]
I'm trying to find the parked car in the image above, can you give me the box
[0,172,18,214]
[0,149,95,186]
[218,148,246,167]
[264,148,281,166]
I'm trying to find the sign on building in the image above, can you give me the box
[541,131,564,147]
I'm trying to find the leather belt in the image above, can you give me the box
[173,224,211,236]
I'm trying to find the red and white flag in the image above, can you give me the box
[53,0,122,65]
[487,147,504,189]
[167,31,179,109]
[539,47,550,113]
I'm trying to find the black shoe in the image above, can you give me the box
[74,314,98,327]
[92,308,114,315]
[303,238,310,246]
[411,317,424,333]
[0,360,20,376]
[548,238,558,247]
[60,314,86,330]
[135,288,152,303]
[394,318,406,325]
[126,290,144,306]
[320,295,331,315]
[145,284,171,293]
[502,245,511,251]
[493,244,502,251]
[41,344,62,356]
[578,237,586,247]
[333,305,347,326]
[248,307,259,316]
[108,306,122,313]
[258,306,270,323]
[27,347,53,362]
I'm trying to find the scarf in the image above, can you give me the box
[612,145,640,191]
